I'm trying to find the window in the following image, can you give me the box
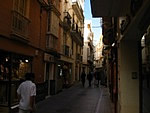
[46,35,58,50]
[12,0,30,39]
[47,12,51,32]
[13,0,27,16]
[72,39,74,55]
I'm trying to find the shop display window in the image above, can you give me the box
[0,52,32,106]
[12,59,31,80]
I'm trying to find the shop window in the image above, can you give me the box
[12,59,31,80]
[0,52,32,106]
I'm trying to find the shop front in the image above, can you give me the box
[44,53,55,96]
[0,50,32,113]
[57,61,73,89]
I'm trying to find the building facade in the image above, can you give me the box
[83,20,94,74]
[0,0,49,112]
[57,0,84,89]
[94,35,104,69]
[0,0,85,112]
[91,0,150,113]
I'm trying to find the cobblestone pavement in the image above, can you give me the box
[36,81,113,113]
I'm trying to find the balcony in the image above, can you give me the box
[72,0,84,20]
[46,34,58,50]
[63,12,71,31]
[71,24,83,46]
[11,11,30,42]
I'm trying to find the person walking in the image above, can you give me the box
[94,71,101,87]
[17,73,36,113]
[87,72,93,87]
[100,68,107,87]
[81,70,86,87]
[96,71,101,87]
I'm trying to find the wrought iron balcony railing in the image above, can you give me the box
[71,23,83,46]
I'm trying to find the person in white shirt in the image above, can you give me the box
[17,73,36,113]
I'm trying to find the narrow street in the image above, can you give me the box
[1,0,150,113]
[36,81,113,113]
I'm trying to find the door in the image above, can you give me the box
[45,63,50,95]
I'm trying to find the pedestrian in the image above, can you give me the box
[87,71,93,87]
[94,71,100,87]
[100,68,107,87]
[81,70,86,87]
[17,73,36,113]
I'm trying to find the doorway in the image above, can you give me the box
[45,63,54,95]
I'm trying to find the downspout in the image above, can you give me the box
[39,7,42,48]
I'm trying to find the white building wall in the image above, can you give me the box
[95,35,103,68]
[84,20,92,42]
[83,44,87,64]
[83,20,92,65]
[83,20,94,74]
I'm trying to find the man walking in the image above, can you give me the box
[81,70,86,87]
[87,71,93,87]
[17,73,36,113]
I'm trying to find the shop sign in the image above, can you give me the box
[44,53,54,62]
[120,15,130,34]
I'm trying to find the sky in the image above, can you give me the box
[84,0,102,45]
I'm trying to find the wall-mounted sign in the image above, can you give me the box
[44,53,54,62]
[120,15,130,34]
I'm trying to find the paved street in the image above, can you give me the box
[36,81,113,113]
